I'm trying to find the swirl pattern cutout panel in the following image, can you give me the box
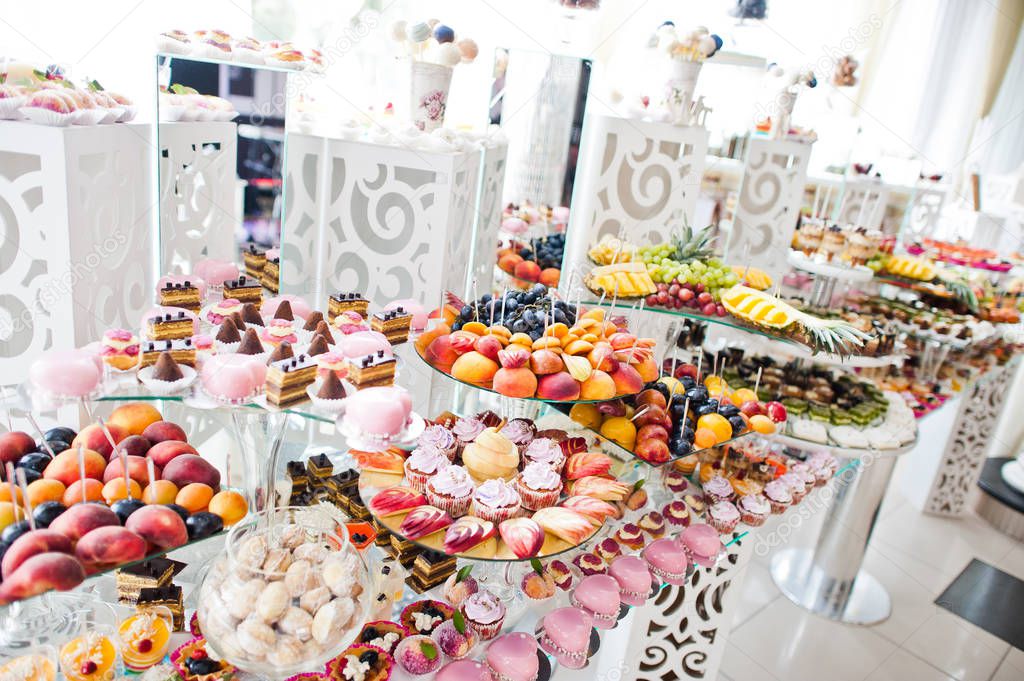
[729,138,811,282]
[834,182,888,230]
[158,121,238,274]
[563,116,708,279]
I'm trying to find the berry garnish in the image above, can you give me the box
[137,638,153,653]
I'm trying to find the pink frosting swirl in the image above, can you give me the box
[703,476,733,498]
[407,446,450,475]
[519,462,560,491]
[738,494,770,515]
[462,591,505,624]
[104,328,134,342]
[474,479,520,509]
[524,438,564,466]
[709,501,739,523]
[429,465,474,497]
[419,424,456,451]
[763,480,792,504]
[453,417,485,443]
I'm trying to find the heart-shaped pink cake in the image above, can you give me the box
[538,607,592,670]
[570,574,621,629]
[643,537,690,586]
[678,523,723,568]
[200,354,266,401]
[344,386,411,437]
[435,659,491,681]
[609,555,653,606]
[485,632,538,681]
[29,349,102,398]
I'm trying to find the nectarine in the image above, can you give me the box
[0,552,85,603]
[75,526,147,567]
[536,372,581,401]
[146,440,198,468]
[141,420,187,445]
[450,351,499,385]
[579,370,616,400]
[125,505,188,550]
[492,367,538,398]
[43,449,106,487]
[161,454,221,489]
[1,529,73,578]
[48,502,119,543]
[108,402,163,436]
[103,455,159,486]
[0,432,35,466]
[71,423,127,461]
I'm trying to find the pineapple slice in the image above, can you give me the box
[584,262,656,297]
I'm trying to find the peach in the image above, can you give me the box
[0,552,85,604]
[635,389,667,410]
[1,530,73,578]
[125,505,188,550]
[634,405,669,429]
[637,424,670,443]
[101,478,142,505]
[450,351,499,385]
[175,483,214,513]
[208,490,248,526]
[448,330,479,355]
[103,455,159,486]
[71,423,127,461]
[43,449,106,487]
[146,440,198,468]
[579,370,616,400]
[530,349,563,375]
[74,526,147,568]
[609,363,644,396]
[587,343,619,373]
[634,357,660,383]
[498,252,523,274]
[634,439,670,463]
[108,402,163,436]
[118,435,152,458]
[142,480,179,505]
[62,479,104,506]
[0,432,35,466]
[161,454,221,489]
[473,335,502,362]
[536,372,581,401]
[513,260,541,282]
[539,268,561,287]
[492,367,538,398]
[497,345,530,369]
[48,502,119,543]
[414,323,450,354]
[26,479,65,506]
[141,420,187,445]
[424,335,459,370]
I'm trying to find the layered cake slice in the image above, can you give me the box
[157,281,201,311]
[223,275,263,308]
[139,339,196,367]
[407,550,458,593]
[261,251,280,293]
[328,292,369,322]
[265,354,317,406]
[371,308,413,344]
[242,243,266,278]
[145,311,194,340]
[115,557,180,604]
[137,584,184,631]
[346,350,397,388]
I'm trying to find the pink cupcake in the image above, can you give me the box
[706,501,740,534]
[459,590,505,641]
[470,479,522,523]
[499,418,536,454]
[452,416,486,456]
[737,494,770,527]
[404,446,451,492]
[522,437,566,473]
[514,462,562,511]
[780,472,808,504]
[763,480,792,514]
[418,424,458,461]
[425,466,475,516]
[702,475,734,505]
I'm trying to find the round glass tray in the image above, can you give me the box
[770,430,917,458]
[748,335,907,370]
[412,343,639,405]
[357,471,605,563]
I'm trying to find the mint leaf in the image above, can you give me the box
[455,565,472,583]
[88,79,104,92]
[633,479,645,491]
[421,640,438,660]
[453,610,466,634]
[530,558,543,575]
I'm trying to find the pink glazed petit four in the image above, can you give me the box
[642,538,690,586]
[29,349,102,398]
[537,607,592,670]
[678,523,723,568]
[436,659,491,681]
[339,331,393,359]
[608,555,653,606]
[343,386,411,439]
[569,574,621,629]
[485,632,539,681]
[193,258,239,287]
[200,353,266,402]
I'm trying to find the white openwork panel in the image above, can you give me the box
[0,122,152,384]
[280,132,328,301]
[158,121,238,274]
[467,144,508,299]
[563,116,709,280]
[834,180,889,230]
[728,137,812,282]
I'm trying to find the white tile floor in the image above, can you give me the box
[717,456,1024,681]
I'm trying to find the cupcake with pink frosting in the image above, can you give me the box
[452,416,486,456]
[515,462,562,511]
[523,438,566,474]
[459,591,505,641]
[404,445,451,492]
[418,424,457,461]
[471,479,521,523]
[426,465,476,516]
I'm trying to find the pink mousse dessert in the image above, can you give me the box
[157,273,207,300]
[343,386,411,440]
[262,294,312,321]
[537,607,592,670]
[200,353,266,402]
[260,319,297,347]
[485,632,539,681]
[141,306,198,334]
[333,310,368,335]
[384,299,428,330]
[643,538,690,586]
[436,659,491,681]
[339,331,392,359]
[678,523,723,568]
[193,258,239,287]
[569,574,620,630]
[29,349,102,399]
[609,555,653,606]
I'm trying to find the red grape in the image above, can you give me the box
[668,284,680,296]
[697,292,713,305]
[656,291,669,304]
[645,295,658,306]
[716,304,727,316]
[701,302,717,316]
[679,288,694,302]
[694,283,706,293]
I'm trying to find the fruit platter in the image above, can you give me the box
[563,369,785,466]
[0,402,246,605]
[415,286,658,402]
[906,238,1013,273]
[356,411,626,561]
[496,233,565,289]
[876,254,980,312]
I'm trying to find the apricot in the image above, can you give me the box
[108,402,163,436]
[568,403,603,430]
[498,252,523,274]
[43,449,106,487]
[539,268,560,287]
[450,351,499,385]
[62,479,104,506]
[609,363,644,396]
[175,483,215,513]
[0,502,18,531]
[579,370,616,400]
[513,260,541,282]
[102,478,143,505]
[694,428,717,449]
[71,423,127,460]
[208,490,248,526]
[142,480,179,505]
[599,417,636,450]
[0,552,85,603]
[536,372,581,401]
[0,487,24,504]
[26,479,65,506]
[731,388,758,407]
[749,414,776,435]
[634,357,660,383]
[492,367,538,398]
[146,441,198,468]
[587,343,618,372]
[696,413,732,443]
[529,349,563,375]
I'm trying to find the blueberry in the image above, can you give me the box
[681,427,695,442]
[1,520,31,545]
[16,452,51,474]
[719,404,740,417]
[113,498,146,524]
[185,512,223,540]
[671,440,692,457]
[727,415,746,434]
[685,387,709,403]
[359,650,379,665]
[33,501,66,528]
[186,658,221,675]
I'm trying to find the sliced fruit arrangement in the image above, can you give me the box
[417,297,658,402]
[568,369,786,465]
[880,254,979,312]
[588,234,636,265]
[720,286,873,356]
[884,255,937,281]
[0,402,245,605]
[584,262,657,299]
[731,265,772,290]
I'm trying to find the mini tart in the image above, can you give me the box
[614,522,646,551]
[638,511,666,539]
[171,637,234,681]
[356,620,410,655]
[400,600,454,635]
[324,644,393,681]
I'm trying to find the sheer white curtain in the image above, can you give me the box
[976,22,1024,174]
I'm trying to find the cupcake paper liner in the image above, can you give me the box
[306,383,348,414]
[514,480,561,511]
[707,514,739,535]
[400,600,453,635]
[424,488,472,517]
[19,107,74,127]
[470,498,520,524]
[739,510,767,527]
[138,364,197,395]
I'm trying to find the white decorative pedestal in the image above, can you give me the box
[0,121,153,384]
[726,137,812,282]
[157,121,238,273]
[562,116,709,281]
